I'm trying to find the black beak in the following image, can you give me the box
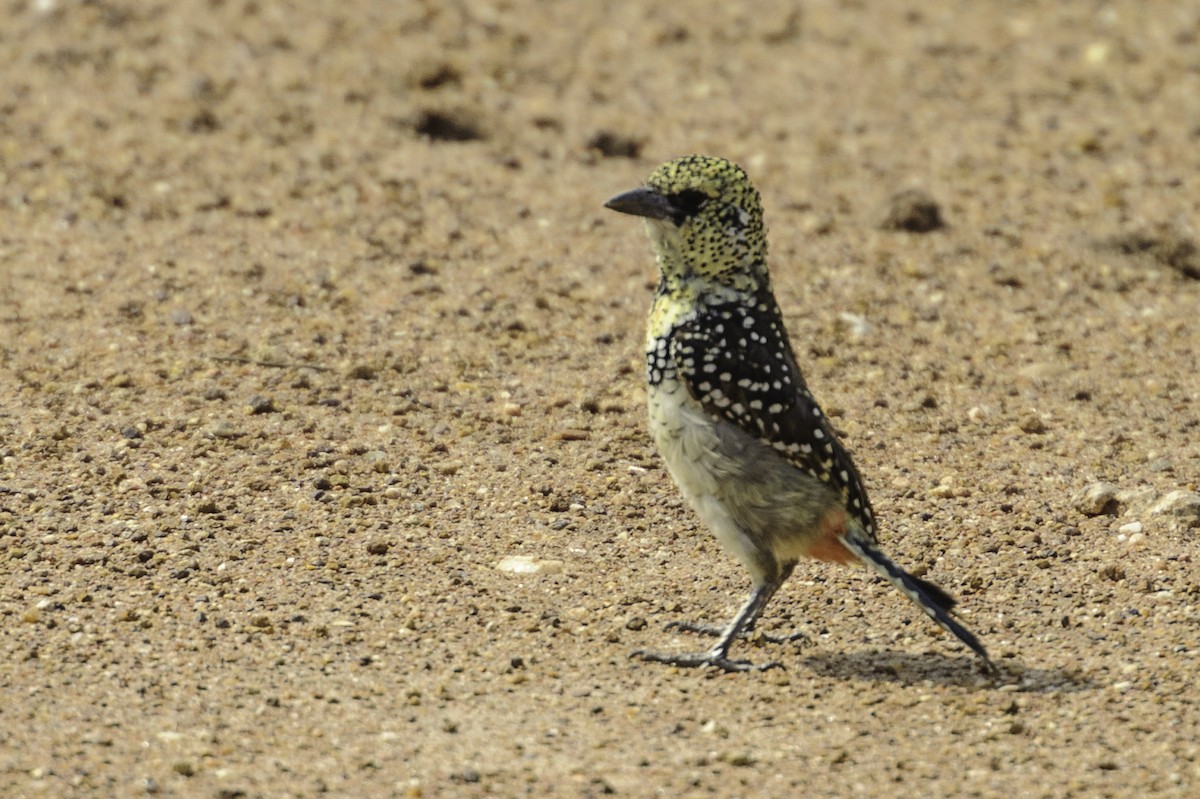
[603,187,675,221]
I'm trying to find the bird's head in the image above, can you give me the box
[605,155,768,296]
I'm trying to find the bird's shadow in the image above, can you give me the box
[802,649,1091,692]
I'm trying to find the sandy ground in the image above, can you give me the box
[2,1,1200,797]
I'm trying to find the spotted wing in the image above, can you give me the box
[669,299,879,539]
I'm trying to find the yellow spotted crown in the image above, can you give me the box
[641,155,769,296]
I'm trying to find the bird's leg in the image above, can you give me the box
[634,578,791,672]
[662,564,811,646]
[663,620,811,646]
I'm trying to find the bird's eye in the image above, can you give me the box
[668,189,709,223]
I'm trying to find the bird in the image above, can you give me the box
[604,154,993,674]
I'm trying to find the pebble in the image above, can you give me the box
[880,188,944,232]
[1148,490,1200,528]
[836,311,872,338]
[1073,482,1118,516]
[246,395,277,415]
[208,421,245,439]
[720,751,757,767]
[345,364,377,380]
[1017,409,1047,434]
[1113,515,1142,535]
[495,556,564,575]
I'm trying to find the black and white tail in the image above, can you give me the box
[839,531,995,672]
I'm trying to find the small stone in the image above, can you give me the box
[1018,532,1042,548]
[1017,409,1047,434]
[1148,490,1200,528]
[209,421,245,439]
[495,556,564,575]
[880,188,944,233]
[1117,521,1143,536]
[366,541,390,556]
[246,395,277,415]
[721,751,757,767]
[455,768,481,784]
[836,311,871,338]
[346,364,377,380]
[1073,482,1119,517]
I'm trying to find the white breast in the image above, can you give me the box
[647,381,772,582]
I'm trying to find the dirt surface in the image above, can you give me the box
[2,1,1200,797]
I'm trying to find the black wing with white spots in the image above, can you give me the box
[668,298,880,540]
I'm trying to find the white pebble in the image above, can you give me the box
[1117,521,1142,536]
[496,556,564,575]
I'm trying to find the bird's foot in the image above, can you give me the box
[664,620,812,648]
[631,647,782,673]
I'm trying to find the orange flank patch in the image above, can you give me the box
[802,507,856,564]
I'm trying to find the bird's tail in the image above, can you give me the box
[838,530,993,670]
